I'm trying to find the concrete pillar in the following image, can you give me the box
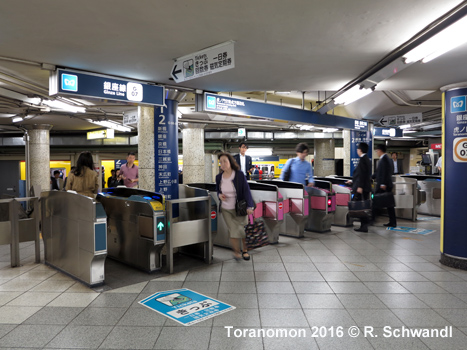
[26,124,53,193]
[204,154,213,183]
[182,123,206,184]
[343,130,351,176]
[138,105,155,191]
[314,139,335,176]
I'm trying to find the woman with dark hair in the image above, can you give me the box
[215,152,255,260]
[65,151,99,198]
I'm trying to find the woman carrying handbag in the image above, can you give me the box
[216,153,255,260]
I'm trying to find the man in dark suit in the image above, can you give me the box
[391,152,404,175]
[233,142,254,180]
[374,144,397,227]
[347,142,372,232]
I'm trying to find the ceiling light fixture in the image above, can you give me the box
[12,116,23,123]
[91,120,132,132]
[399,124,412,129]
[322,128,339,133]
[42,100,86,113]
[334,85,373,105]
[246,148,273,156]
[404,15,467,63]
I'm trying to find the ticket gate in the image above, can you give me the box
[401,175,439,216]
[306,179,336,233]
[248,182,284,244]
[97,188,166,272]
[41,191,107,287]
[258,180,309,237]
[392,176,426,221]
[316,177,353,227]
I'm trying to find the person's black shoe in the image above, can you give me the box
[384,223,397,227]
[354,227,368,232]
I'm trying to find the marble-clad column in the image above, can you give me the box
[182,123,206,184]
[138,105,155,191]
[343,130,351,176]
[314,138,335,176]
[26,124,53,193]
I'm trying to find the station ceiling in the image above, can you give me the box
[0,0,466,137]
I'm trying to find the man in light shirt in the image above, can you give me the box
[233,142,254,180]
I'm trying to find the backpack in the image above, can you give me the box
[282,159,294,181]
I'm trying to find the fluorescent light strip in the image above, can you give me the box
[334,85,373,105]
[43,100,86,113]
[92,120,132,132]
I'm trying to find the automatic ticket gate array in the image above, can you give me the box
[306,179,336,232]
[258,180,309,237]
[41,191,107,287]
[316,177,353,227]
[392,176,426,221]
[401,175,440,216]
[97,188,166,273]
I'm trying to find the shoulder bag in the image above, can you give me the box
[282,159,294,181]
[235,172,248,216]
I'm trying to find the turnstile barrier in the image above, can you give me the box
[306,179,336,233]
[392,176,426,221]
[401,175,440,216]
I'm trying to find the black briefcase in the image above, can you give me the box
[373,191,395,208]
[348,200,372,218]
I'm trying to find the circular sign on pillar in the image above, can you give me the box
[211,211,217,220]
[278,202,283,210]
[453,137,467,162]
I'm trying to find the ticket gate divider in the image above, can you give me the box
[166,186,211,274]
[392,176,426,221]
[41,191,107,287]
[97,188,165,273]
[257,180,309,238]
[247,182,284,244]
[316,177,353,227]
[401,175,440,216]
[0,197,40,267]
[305,179,336,233]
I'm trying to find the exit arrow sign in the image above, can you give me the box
[157,222,164,231]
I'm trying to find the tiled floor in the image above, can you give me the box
[1,215,467,349]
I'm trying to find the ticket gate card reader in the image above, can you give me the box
[97,188,165,272]
[248,182,284,244]
[258,180,309,238]
[305,180,336,233]
[401,175,440,216]
[41,191,107,287]
[316,177,352,227]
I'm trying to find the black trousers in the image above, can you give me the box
[373,190,397,225]
[353,191,370,228]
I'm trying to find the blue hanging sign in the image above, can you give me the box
[50,68,165,106]
[203,93,368,131]
[373,127,403,138]
[139,288,235,326]
[350,130,372,175]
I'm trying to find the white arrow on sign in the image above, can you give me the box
[170,41,235,83]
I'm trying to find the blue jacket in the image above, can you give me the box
[215,170,255,210]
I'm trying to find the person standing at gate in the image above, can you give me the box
[233,142,254,180]
[346,143,372,232]
[65,151,99,198]
[119,152,139,188]
[373,144,397,227]
[391,152,404,175]
[216,153,255,261]
[280,142,314,187]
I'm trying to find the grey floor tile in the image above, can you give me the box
[0,324,64,348]
[328,282,372,294]
[434,281,467,294]
[89,293,138,308]
[46,325,113,349]
[314,262,349,272]
[303,309,356,327]
[348,308,405,327]
[375,263,413,272]
[220,271,255,282]
[141,281,184,294]
[321,271,359,282]
[298,294,344,309]
[399,281,449,294]
[415,293,467,308]
[70,307,127,326]
[0,305,41,324]
[386,271,429,282]
[365,255,401,263]
[254,271,290,282]
[0,291,22,306]
[292,281,333,294]
[394,255,431,263]
[419,271,465,282]
[117,307,167,326]
[344,262,382,272]
[258,293,301,308]
[98,326,161,349]
[435,308,467,326]
[288,271,324,282]
[0,279,42,292]
[314,331,374,350]
[363,281,410,294]
[283,262,317,272]
[209,326,263,350]
[418,327,467,350]
[263,328,318,350]
[218,281,256,294]
[257,281,295,294]
[392,309,452,327]
[253,262,286,272]
[222,261,254,272]
[23,306,84,325]
[353,271,394,282]
[376,293,429,309]
[260,308,309,327]
[281,255,312,263]
[252,254,283,263]
[216,293,258,309]
[185,270,221,282]
[213,308,260,327]
[337,294,388,309]
[0,324,16,338]
[182,281,220,294]
[367,328,429,350]
[47,292,99,307]
[409,262,446,272]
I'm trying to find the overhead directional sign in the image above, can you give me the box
[379,112,422,126]
[50,68,165,106]
[171,41,235,83]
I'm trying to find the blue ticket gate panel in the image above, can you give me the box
[97,188,165,272]
[306,179,336,233]
[258,180,309,238]
[41,191,107,287]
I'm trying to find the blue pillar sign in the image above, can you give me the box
[155,100,179,205]
[350,130,372,175]
[440,87,467,269]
